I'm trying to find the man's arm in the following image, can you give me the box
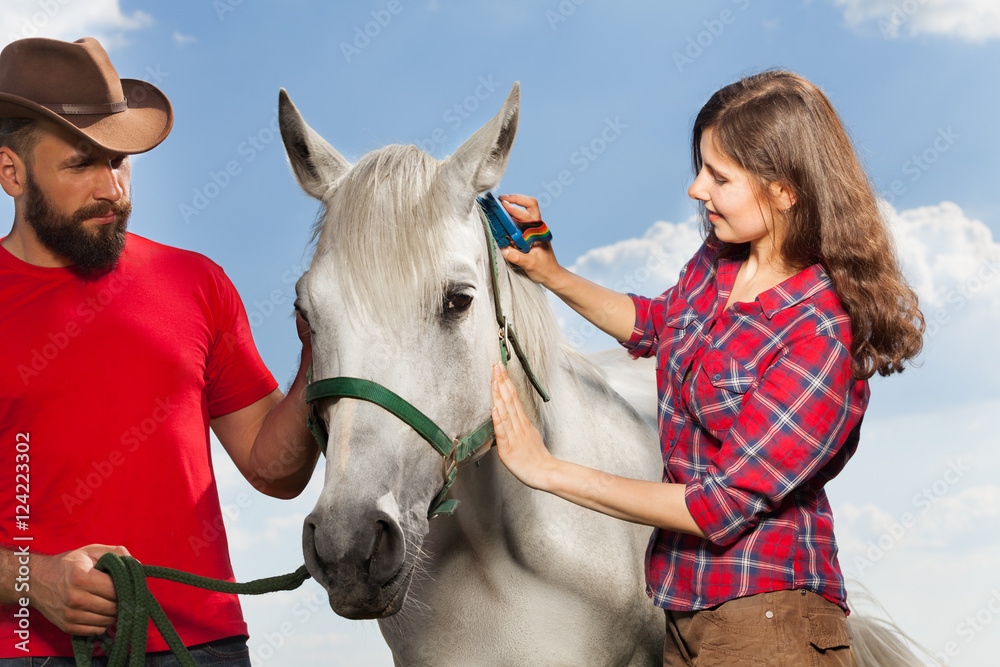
[0,544,126,635]
[211,315,320,499]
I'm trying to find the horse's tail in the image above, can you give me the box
[846,585,943,667]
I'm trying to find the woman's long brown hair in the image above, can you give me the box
[693,70,924,379]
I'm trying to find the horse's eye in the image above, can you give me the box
[444,293,473,316]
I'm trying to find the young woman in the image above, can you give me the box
[489,70,924,665]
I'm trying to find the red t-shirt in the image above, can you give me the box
[0,233,278,657]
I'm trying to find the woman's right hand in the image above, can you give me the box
[498,194,563,288]
[500,194,637,342]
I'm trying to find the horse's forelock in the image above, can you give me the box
[314,145,448,327]
[310,142,566,404]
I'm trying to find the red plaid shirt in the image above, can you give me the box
[623,242,868,612]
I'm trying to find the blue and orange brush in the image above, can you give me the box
[478,191,553,253]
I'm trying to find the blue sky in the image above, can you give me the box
[4,1,1000,664]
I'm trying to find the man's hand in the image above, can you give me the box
[30,544,128,635]
[295,311,311,350]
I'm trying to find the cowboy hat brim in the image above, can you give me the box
[0,77,172,155]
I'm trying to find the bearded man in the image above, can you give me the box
[0,37,318,665]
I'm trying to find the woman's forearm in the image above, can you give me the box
[543,266,637,343]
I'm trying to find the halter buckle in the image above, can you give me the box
[499,317,510,352]
[443,443,459,480]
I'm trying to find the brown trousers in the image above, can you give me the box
[664,589,853,666]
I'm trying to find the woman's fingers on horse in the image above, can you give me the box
[490,394,512,453]
[494,366,517,408]
[493,384,515,424]
[500,246,523,265]
[491,365,511,424]
[491,384,508,423]
[500,194,541,221]
[504,374,528,425]
[492,366,525,432]
[495,367,530,431]
[491,405,506,441]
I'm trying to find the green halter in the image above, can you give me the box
[304,205,550,517]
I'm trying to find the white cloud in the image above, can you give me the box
[0,0,153,50]
[829,398,1000,662]
[241,585,392,665]
[211,431,244,492]
[837,484,1000,557]
[568,217,704,293]
[225,509,310,550]
[885,200,1000,310]
[172,31,196,45]
[556,218,703,351]
[878,201,1000,388]
[834,483,1000,663]
[832,0,1000,41]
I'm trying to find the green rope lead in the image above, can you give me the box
[71,553,312,667]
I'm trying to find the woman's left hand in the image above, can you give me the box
[489,366,707,537]
[491,363,553,490]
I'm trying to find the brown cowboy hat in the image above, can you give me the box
[0,36,172,155]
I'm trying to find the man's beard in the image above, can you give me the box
[23,174,132,276]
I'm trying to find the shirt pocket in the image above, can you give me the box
[656,299,700,375]
[688,349,756,437]
[807,609,851,651]
[664,298,699,331]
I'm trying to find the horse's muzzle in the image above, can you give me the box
[302,508,410,619]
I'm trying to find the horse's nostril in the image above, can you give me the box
[368,518,404,587]
[302,516,323,573]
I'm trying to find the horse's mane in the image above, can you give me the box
[313,144,448,325]
[493,243,570,413]
[311,143,572,413]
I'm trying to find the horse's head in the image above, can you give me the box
[280,84,549,618]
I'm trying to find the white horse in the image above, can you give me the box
[280,83,664,665]
[278,84,932,667]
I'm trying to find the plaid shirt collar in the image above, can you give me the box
[717,254,834,320]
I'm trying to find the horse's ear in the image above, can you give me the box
[278,88,351,200]
[439,82,519,196]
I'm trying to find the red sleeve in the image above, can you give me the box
[684,334,868,545]
[204,267,278,417]
[620,242,710,359]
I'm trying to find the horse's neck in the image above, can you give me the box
[449,349,661,539]
[540,352,660,475]
[392,349,664,663]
